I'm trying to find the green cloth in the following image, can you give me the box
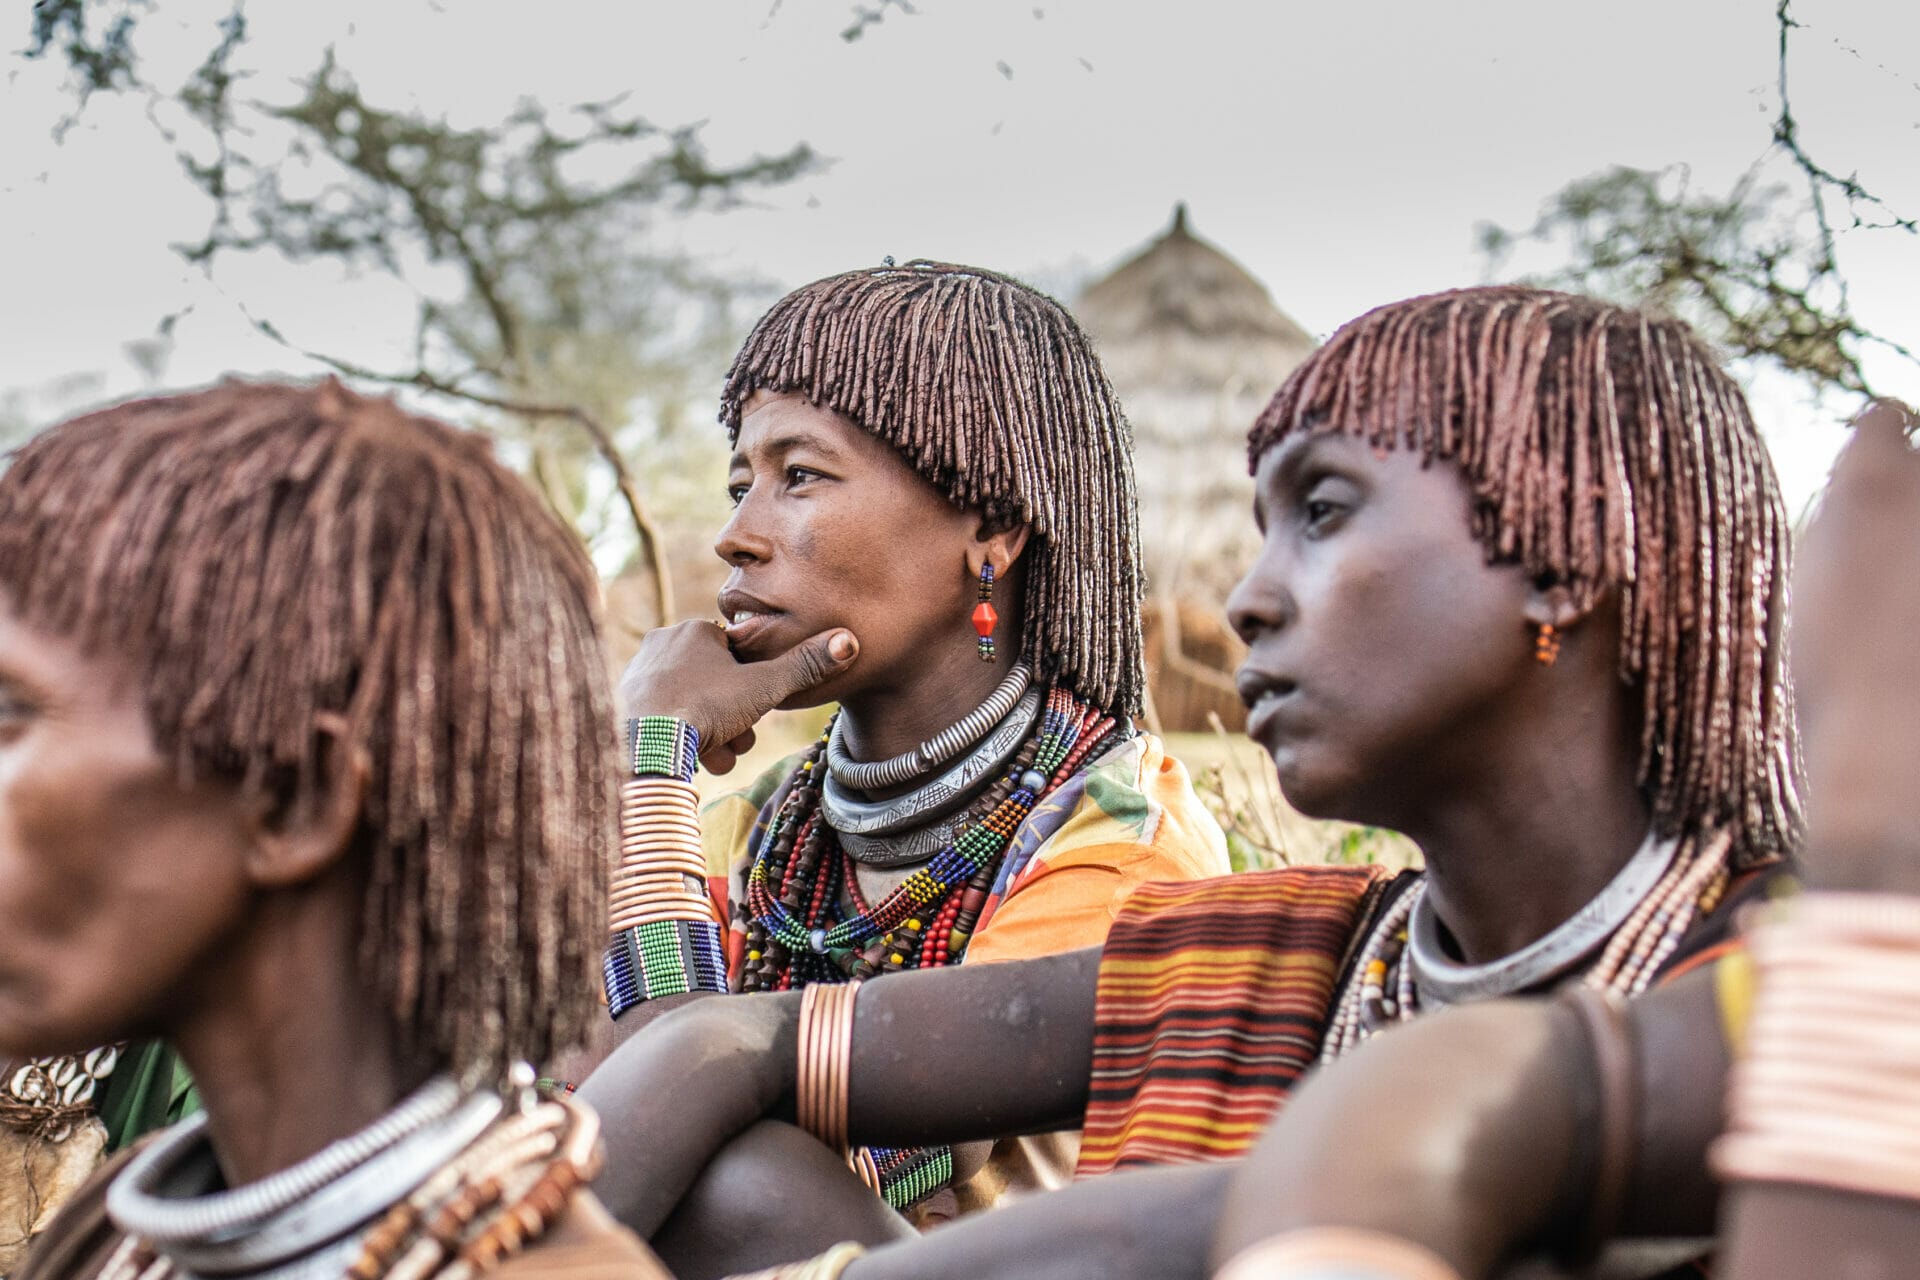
[95,1041,200,1152]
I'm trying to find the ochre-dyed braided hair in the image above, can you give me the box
[720,260,1145,718]
[1249,287,1802,863]
[0,380,617,1076]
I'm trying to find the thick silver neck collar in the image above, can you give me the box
[106,1077,501,1280]
[821,684,1044,857]
[826,662,1033,793]
[1407,831,1679,1006]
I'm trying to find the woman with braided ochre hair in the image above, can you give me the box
[586,260,1228,1231]
[1205,402,1917,1280]
[580,285,1802,1279]
[2,381,668,1280]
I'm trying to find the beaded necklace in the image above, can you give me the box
[1320,828,1735,1062]
[740,686,1116,992]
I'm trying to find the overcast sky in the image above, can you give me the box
[4,0,1916,514]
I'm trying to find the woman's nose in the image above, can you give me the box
[714,497,775,568]
[1226,549,1294,647]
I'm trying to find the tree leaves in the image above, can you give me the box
[1483,165,1903,396]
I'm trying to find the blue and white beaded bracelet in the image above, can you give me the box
[605,918,729,1016]
[606,715,725,1015]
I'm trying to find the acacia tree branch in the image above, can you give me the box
[1774,0,1917,247]
[841,0,917,42]
[264,335,678,626]
[404,191,525,377]
[1484,162,1915,398]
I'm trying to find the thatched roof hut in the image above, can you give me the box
[1075,206,1316,730]
[1077,204,1316,601]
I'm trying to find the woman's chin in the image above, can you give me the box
[1270,755,1357,824]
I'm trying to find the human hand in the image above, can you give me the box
[618,621,858,774]
[1790,399,1920,891]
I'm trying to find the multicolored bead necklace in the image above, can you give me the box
[740,686,1116,993]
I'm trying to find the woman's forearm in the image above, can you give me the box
[846,946,1101,1145]
[1213,1001,1580,1277]
[583,947,1101,1236]
[582,992,804,1236]
[844,1163,1230,1280]
[1213,970,1731,1276]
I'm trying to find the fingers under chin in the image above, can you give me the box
[773,687,838,714]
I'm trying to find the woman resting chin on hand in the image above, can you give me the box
[585,263,1230,1252]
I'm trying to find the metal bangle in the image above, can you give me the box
[1555,983,1637,1267]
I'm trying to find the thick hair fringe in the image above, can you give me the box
[720,261,1145,718]
[1249,287,1802,863]
[0,380,617,1076]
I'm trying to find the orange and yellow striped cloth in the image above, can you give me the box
[1075,865,1401,1176]
[1075,856,1790,1177]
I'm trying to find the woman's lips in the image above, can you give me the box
[723,609,786,654]
[1243,682,1299,743]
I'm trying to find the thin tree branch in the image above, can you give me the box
[1775,0,1917,247]
[255,329,678,625]
[1152,585,1241,698]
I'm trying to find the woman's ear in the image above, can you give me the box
[967,522,1033,579]
[1521,580,1582,633]
[1521,575,1611,644]
[243,712,371,889]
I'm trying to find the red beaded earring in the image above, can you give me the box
[973,563,998,662]
[1534,622,1561,666]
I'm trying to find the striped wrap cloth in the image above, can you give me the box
[1076,864,1400,1175]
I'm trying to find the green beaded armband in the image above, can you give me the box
[628,715,700,782]
[863,1144,956,1210]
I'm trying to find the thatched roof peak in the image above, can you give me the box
[1075,205,1315,394]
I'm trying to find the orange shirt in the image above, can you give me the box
[963,734,1230,963]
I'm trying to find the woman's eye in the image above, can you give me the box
[725,484,749,507]
[1298,479,1354,534]
[0,687,37,735]
[786,466,821,487]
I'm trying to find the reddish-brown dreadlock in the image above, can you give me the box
[721,260,1146,718]
[1250,287,1802,862]
[0,380,617,1076]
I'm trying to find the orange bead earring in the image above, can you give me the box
[973,563,998,662]
[1534,622,1561,666]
